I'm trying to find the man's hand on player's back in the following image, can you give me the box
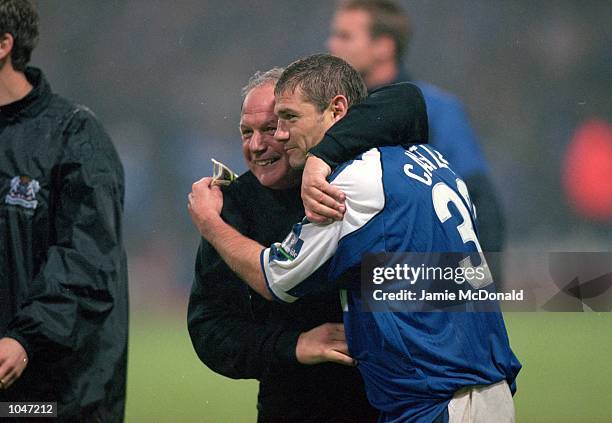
[296,323,356,367]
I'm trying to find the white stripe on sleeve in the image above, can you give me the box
[261,149,385,302]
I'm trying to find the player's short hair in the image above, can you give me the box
[275,53,367,112]
[241,67,285,99]
[337,0,411,63]
[0,0,39,71]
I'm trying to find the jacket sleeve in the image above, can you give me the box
[309,82,429,169]
[3,108,126,362]
[464,173,506,253]
[187,188,301,380]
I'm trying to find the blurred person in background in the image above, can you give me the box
[323,0,505,255]
[188,67,428,422]
[0,1,128,420]
[563,118,612,225]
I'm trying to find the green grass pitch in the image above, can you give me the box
[125,313,612,422]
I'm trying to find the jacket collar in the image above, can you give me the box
[0,67,52,123]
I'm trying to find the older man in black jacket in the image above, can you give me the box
[0,1,128,421]
[188,67,427,421]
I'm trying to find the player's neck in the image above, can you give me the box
[0,65,33,107]
[364,61,399,90]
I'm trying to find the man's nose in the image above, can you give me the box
[274,121,289,142]
[250,132,266,153]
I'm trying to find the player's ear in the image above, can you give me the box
[0,33,14,61]
[329,95,349,122]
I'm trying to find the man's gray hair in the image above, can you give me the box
[241,67,285,98]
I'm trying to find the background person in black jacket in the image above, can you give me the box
[0,1,128,421]
[187,69,427,422]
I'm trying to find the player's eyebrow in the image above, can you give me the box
[275,106,299,118]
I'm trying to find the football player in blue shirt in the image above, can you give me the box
[189,54,520,423]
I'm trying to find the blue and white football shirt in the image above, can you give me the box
[260,145,521,422]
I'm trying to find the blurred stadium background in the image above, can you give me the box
[30,1,611,421]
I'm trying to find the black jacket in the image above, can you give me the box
[188,82,427,422]
[0,68,128,422]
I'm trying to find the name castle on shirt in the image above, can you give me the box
[403,145,452,186]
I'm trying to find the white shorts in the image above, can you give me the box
[447,379,516,423]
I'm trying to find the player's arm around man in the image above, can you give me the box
[188,59,429,303]
[301,81,428,222]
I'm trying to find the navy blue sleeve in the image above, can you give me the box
[309,82,429,169]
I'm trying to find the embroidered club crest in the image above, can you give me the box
[5,176,41,209]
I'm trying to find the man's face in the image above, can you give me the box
[273,88,336,169]
[327,9,377,75]
[240,83,299,189]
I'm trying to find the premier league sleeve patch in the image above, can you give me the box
[5,176,41,209]
[269,223,305,262]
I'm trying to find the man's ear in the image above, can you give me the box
[0,33,14,61]
[329,95,349,121]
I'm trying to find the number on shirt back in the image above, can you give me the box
[432,179,492,289]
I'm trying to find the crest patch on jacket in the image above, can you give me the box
[5,175,41,209]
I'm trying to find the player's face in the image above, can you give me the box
[327,9,377,75]
[240,83,300,189]
[273,88,336,169]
